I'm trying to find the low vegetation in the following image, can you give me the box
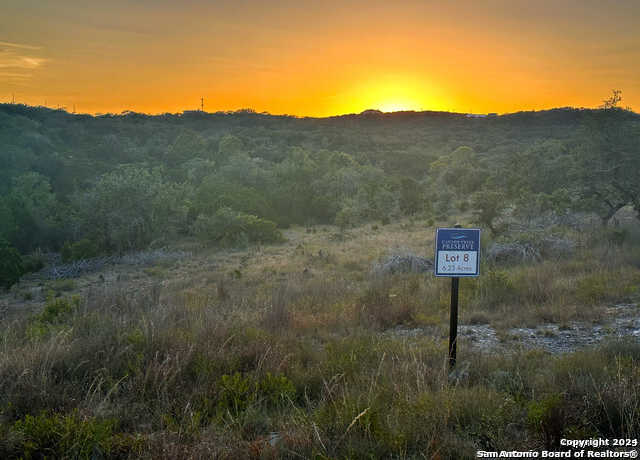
[1,217,639,458]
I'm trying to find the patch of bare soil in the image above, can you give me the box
[390,302,640,354]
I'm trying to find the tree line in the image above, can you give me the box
[1,99,638,288]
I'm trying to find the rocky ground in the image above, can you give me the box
[388,302,640,354]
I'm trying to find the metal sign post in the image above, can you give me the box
[449,276,459,368]
[434,226,481,369]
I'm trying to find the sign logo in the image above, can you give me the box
[434,228,481,277]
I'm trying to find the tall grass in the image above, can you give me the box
[1,221,639,458]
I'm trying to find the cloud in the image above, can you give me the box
[0,40,42,50]
[0,54,48,69]
[0,42,48,74]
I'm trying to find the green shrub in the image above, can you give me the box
[60,242,72,262]
[455,199,469,212]
[215,371,296,419]
[71,238,101,260]
[576,273,610,304]
[4,411,119,459]
[22,252,45,273]
[194,207,283,247]
[527,394,566,448]
[243,214,283,243]
[335,201,360,230]
[552,340,640,438]
[39,296,80,323]
[449,386,521,451]
[0,238,24,290]
[258,373,296,408]
[217,372,255,418]
[61,238,102,262]
[471,189,506,234]
[27,295,80,338]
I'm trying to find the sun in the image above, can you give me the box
[377,101,417,113]
[335,75,445,116]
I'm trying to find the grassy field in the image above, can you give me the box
[1,217,639,458]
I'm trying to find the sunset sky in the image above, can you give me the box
[2,0,639,116]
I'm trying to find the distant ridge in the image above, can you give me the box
[0,102,638,121]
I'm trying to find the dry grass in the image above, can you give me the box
[1,218,639,458]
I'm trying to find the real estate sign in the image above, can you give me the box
[434,228,481,277]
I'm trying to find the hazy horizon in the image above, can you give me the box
[4,100,637,119]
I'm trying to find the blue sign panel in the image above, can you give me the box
[434,228,481,277]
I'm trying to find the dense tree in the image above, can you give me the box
[194,176,275,220]
[471,189,507,234]
[572,110,640,224]
[72,166,188,252]
[5,173,60,252]
[0,102,638,256]
[0,238,24,290]
[399,177,424,215]
[164,129,208,167]
[216,134,245,165]
[431,146,486,195]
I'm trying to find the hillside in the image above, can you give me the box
[1,103,638,261]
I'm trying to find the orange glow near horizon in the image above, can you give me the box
[2,1,639,116]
